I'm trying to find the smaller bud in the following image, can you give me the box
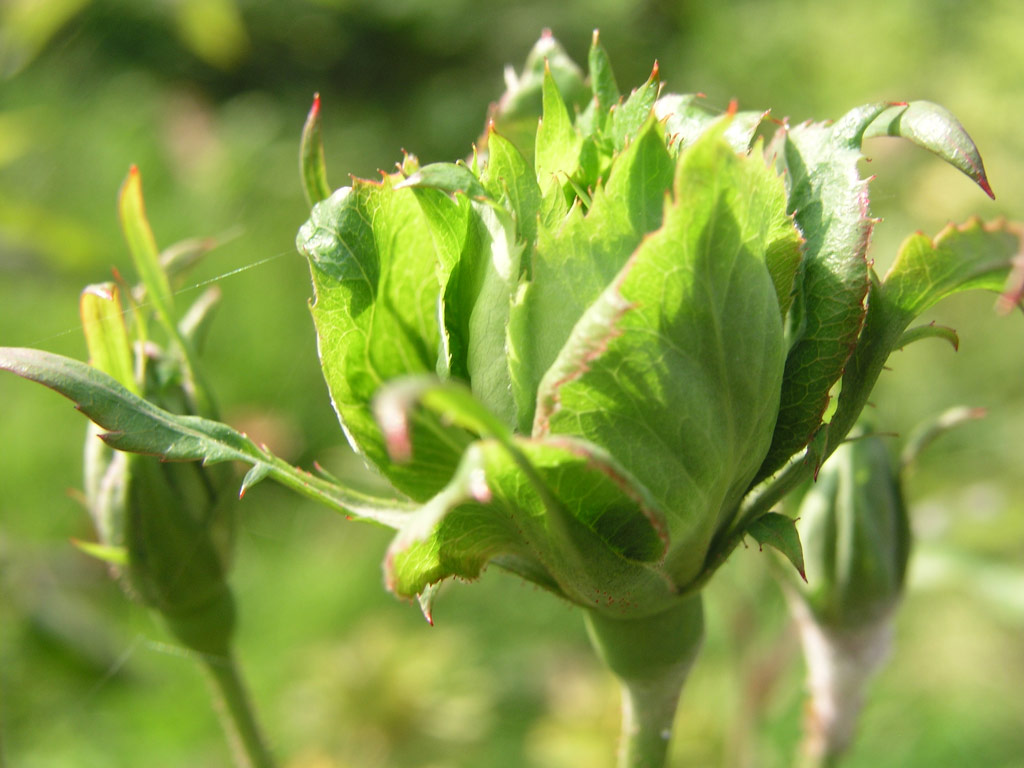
[785,431,911,764]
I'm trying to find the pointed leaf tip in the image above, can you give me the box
[747,512,806,581]
[301,92,331,207]
[863,100,994,198]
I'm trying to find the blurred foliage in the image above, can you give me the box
[1,1,1023,766]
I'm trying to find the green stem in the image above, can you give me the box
[201,653,277,768]
[585,595,704,768]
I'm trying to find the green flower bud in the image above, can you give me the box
[793,434,911,629]
[79,276,236,657]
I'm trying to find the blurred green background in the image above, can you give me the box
[1,1,1023,766]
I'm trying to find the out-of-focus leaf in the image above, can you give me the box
[587,30,620,135]
[863,100,994,198]
[175,0,249,71]
[300,93,331,207]
[71,539,129,567]
[899,405,986,470]
[747,512,805,580]
[534,124,796,586]
[0,0,90,77]
[80,283,137,394]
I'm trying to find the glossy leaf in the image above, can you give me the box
[297,181,473,500]
[757,104,891,480]
[863,100,993,198]
[655,94,766,154]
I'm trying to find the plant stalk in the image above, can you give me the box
[585,594,704,768]
[201,653,277,768]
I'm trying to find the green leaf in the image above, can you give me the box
[508,118,676,432]
[118,166,214,417]
[300,93,331,207]
[385,434,678,618]
[534,124,795,586]
[882,218,1022,322]
[586,29,620,135]
[297,180,474,500]
[487,31,587,160]
[609,62,660,150]
[119,166,176,327]
[0,347,414,528]
[863,100,993,198]
[828,220,1022,461]
[896,322,959,352]
[757,103,892,480]
[656,94,767,154]
[900,405,986,470]
[535,63,582,196]
[747,513,805,580]
[397,162,488,199]
[482,127,542,245]
[71,539,129,567]
[80,283,138,395]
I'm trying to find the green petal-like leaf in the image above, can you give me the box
[80,283,138,395]
[655,94,767,154]
[300,93,331,207]
[397,162,488,199]
[482,127,542,245]
[863,100,993,198]
[609,62,660,150]
[534,123,795,586]
[385,434,678,618]
[536,63,582,197]
[508,118,676,432]
[746,512,805,580]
